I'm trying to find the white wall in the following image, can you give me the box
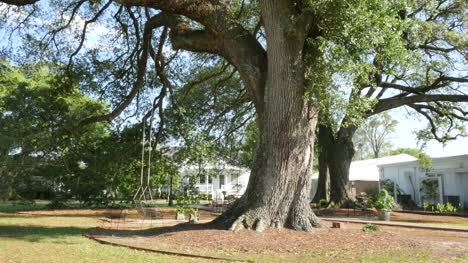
[380,165,418,200]
[380,155,468,207]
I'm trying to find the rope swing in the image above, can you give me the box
[133,104,157,202]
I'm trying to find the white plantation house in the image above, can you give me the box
[378,154,468,207]
[179,162,250,198]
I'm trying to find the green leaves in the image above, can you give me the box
[374,189,397,211]
[0,60,111,201]
[391,148,432,171]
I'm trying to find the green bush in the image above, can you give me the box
[199,193,212,200]
[423,202,436,212]
[176,206,185,214]
[225,194,237,201]
[46,199,69,209]
[424,202,459,214]
[362,224,380,232]
[158,193,168,199]
[188,207,199,217]
[319,199,329,208]
[340,198,357,209]
[374,190,397,212]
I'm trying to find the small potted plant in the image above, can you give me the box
[188,208,200,223]
[374,189,396,221]
[176,206,185,220]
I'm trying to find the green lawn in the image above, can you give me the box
[0,199,184,213]
[0,216,192,263]
[1,203,466,263]
[0,200,50,213]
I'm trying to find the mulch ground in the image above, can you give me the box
[89,221,468,261]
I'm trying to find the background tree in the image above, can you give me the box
[0,61,108,201]
[390,148,432,172]
[314,0,468,205]
[353,113,398,160]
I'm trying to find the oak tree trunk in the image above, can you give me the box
[215,1,321,232]
[327,127,357,205]
[312,125,330,203]
[328,141,354,205]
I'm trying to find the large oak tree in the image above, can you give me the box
[1,0,324,231]
[2,0,466,231]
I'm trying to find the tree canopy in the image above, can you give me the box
[0,0,467,231]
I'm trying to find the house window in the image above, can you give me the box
[199,174,206,184]
[208,175,213,184]
[219,174,225,188]
[443,195,460,206]
[231,174,239,184]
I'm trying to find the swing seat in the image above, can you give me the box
[135,200,163,219]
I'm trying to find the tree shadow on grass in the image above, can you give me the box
[0,225,87,242]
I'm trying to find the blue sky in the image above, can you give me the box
[388,107,468,158]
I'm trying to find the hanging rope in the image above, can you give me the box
[132,115,146,201]
[133,101,157,202]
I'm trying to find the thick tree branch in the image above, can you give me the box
[79,13,172,126]
[380,75,468,95]
[0,0,38,6]
[373,94,468,115]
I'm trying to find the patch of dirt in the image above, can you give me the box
[89,221,468,260]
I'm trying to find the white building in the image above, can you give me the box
[378,154,468,207]
[310,154,417,198]
[179,162,250,198]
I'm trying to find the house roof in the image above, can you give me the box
[349,154,418,181]
[377,153,468,169]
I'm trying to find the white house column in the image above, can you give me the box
[438,175,444,204]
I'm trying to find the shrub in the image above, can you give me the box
[435,203,458,214]
[362,224,380,232]
[188,207,199,217]
[340,198,358,209]
[374,190,397,211]
[424,202,459,214]
[158,193,168,199]
[176,206,185,214]
[319,199,329,208]
[423,202,437,212]
[225,194,237,201]
[199,193,213,200]
[46,199,68,209]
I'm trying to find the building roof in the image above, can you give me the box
[377,153,468,169]
[349,154,418,181]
